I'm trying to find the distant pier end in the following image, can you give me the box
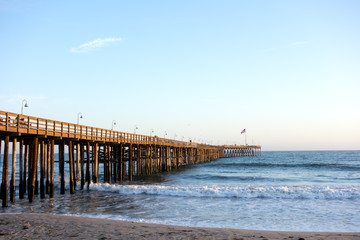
[224,145,261,157]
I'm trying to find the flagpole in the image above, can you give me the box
[241,128,247,145]
[245,131,247,145]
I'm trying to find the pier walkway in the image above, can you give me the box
[0,110,261,207]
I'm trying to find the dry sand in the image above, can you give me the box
[0,213,359,240]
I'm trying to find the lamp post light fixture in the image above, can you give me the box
[164,131,167,138]
[112,120,116,130]
[77,112,83,125]
[134,125,138,134]
[21,99,28,115]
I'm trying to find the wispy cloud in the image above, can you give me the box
[70,37,123,53]
[290,41,309,46]
[265,41,309,52]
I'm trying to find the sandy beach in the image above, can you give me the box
[0,213,358,240]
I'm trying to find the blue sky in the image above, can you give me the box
[1,0,359,150]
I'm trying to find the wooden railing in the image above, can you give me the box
[0,111,219,149]
[223,145,261,149]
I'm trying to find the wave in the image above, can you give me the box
[206,162,360,171]
[89,183,360,200]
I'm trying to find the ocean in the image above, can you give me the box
[1,151,360,232]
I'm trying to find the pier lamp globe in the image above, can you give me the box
[21,99,28,115]
[77,112,83,125]
[112,120,116,130]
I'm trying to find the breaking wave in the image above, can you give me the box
[90,183,360,200]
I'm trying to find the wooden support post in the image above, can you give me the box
[72,142,76,189]
[170,148,175,169]
[107,145,111,184]
[121,144,126,181]
[117,144,123,183]
[86,142,91,189]
[76,143,80,184]
[145,146,149,175]
[160,147,164,172]
[183,148,187,166]
[92,143,97,183]
[50,139,55,198]
[158,147,161,173]
[40,140,45,199]
[10,138,17,203]
[112,146,117,183]
[174,148,177,168]
[132,145,136,176]
[153,147,157,174]
[27,141,32,199]
[128,144,133,181]
[69,141,75,194]
[24,143,28,195]
[80,143,85,190]
[103,146,107,183]
[137,145,141,176]
[156,147,160,173]
[149,146,153,174]
[45,142,50,194]
[167,147,171,172]
[94,143,98,183]
[35,145,39,196]
[165,147,168,171]
[2,136,9,207]
[194,148,198,164]
[19,140,24,199]
[29,137,39,203]
[59,141,65,194]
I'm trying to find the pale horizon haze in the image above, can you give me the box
[1,1,359,151]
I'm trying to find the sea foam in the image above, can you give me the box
[89,183,360,200]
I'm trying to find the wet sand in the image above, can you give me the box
[0,213,359,239]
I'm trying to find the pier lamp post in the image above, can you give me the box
[134,125,138,134]
[174,133,177,140]
[77,112,83,125]
[21,99,28,115]
[164,131,167,138]
[111,120,116,130]
[150,129,154,136]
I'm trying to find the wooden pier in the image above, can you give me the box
[224,145,261,157]
[0,110,261,207]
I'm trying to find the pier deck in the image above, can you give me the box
[0,110,260,207]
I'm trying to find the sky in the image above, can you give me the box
[1,0,359,151]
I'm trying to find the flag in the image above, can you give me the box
[241,129,246,134]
